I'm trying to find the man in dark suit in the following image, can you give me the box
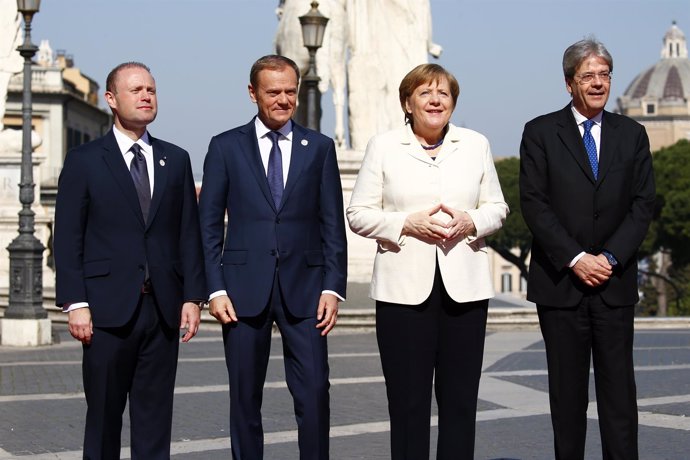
[54,62,206,459]
[520,38,655,459]
[198,54,347,459]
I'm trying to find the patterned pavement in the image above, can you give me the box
[0,324,689,459]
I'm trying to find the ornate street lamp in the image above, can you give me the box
[299,1,329,131]
[3,0,50,346]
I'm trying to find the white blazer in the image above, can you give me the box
[347,123,509,305]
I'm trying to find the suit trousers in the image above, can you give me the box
[538,295,638,460]
[222,271,330,460]
[82,292,180,460]
[376,264,488,460]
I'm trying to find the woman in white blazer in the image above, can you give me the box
[347,64,508,460]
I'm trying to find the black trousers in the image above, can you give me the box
[222,273,330,460]
[538,295,638,460]
[376,266,488,460]
[82,292,179,460]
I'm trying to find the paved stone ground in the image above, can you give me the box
[1,324,689,459]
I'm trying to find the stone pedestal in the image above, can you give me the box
[0,140,53,347]
[0,149,53,293]
[1,317,51,346]
[337,148,376,283]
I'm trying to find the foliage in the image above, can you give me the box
[487,157,531,279]
[641,139,690,315]
[647,139,690,264]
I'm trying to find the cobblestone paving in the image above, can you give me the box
[1,326,689,459]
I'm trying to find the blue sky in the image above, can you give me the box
[34,0,688,175]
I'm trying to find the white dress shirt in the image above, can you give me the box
[568,106,604,268]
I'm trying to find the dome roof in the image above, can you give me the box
[621,22,690,103]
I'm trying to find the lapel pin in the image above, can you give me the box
[301,139,308,146]
[159,157,166,166]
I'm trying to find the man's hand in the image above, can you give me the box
[440,204,476,242]
[209,295,238,324]
[180,302,202,342]
[402,204,447,240]
[572,253,612,287]
[68,308,93,345]
[316,293,339,336]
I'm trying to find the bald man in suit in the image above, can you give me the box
[54,62,205,459]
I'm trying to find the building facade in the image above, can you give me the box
[617,22,690,152]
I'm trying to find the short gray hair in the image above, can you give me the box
[562,37,613,79]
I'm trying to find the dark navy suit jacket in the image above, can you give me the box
[54,130,206,328]
[198,119,347,317]
[520,105,655,307]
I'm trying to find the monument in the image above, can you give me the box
[0,0,50,346]
[274,0,442,281]
[275,0,442,151]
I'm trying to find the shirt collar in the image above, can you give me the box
[571,105,603,126]
[254,117,293,141]
[112,125,152,156]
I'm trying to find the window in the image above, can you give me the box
[645,103,656,115]
[501,273,512,293]
[520,276,528,293]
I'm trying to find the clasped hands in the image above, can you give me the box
[572,253,613,287]
[402,203,475,243]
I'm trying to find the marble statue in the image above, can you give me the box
[0,0,22,134]
[346,0,441,150]
[275,0,348,149]
[274,0,441,151]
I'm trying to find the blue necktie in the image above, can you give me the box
[582,119,598,179]
[129,143,151,222]
[267,131,284,208]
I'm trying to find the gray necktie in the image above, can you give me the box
[129,143,151,222]
[267,131,284,208]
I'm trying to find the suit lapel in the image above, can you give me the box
[401,124,436,165]
[101,130,146,227]
[238,121,276,210]
[555,105,597,183]
[148,136,168,228]
[281,123,310,210]
[434,125,461,165]
[597,110,617,185]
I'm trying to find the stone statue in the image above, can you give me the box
[274,0,441,151]
[275,0,348,149]
[37,39,54,67]
[0,0,41,153]
[346,0,441,150]
[0,0,23,133]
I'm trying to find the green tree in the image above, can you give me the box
[644,139,690,315]
[487,157,531,279]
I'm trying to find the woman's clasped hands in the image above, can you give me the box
[402,203,476,242]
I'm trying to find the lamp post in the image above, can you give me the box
[299,1,329,132]
[3,0,49,346]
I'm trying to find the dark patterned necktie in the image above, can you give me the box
[129,143,151,222]
[583,119,598,179]
[267,131,284,207]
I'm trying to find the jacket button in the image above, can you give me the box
[275,217,281,224]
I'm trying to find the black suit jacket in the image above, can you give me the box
[198,119,347,317]
[519,105,655,307]
[54,130,206,328]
